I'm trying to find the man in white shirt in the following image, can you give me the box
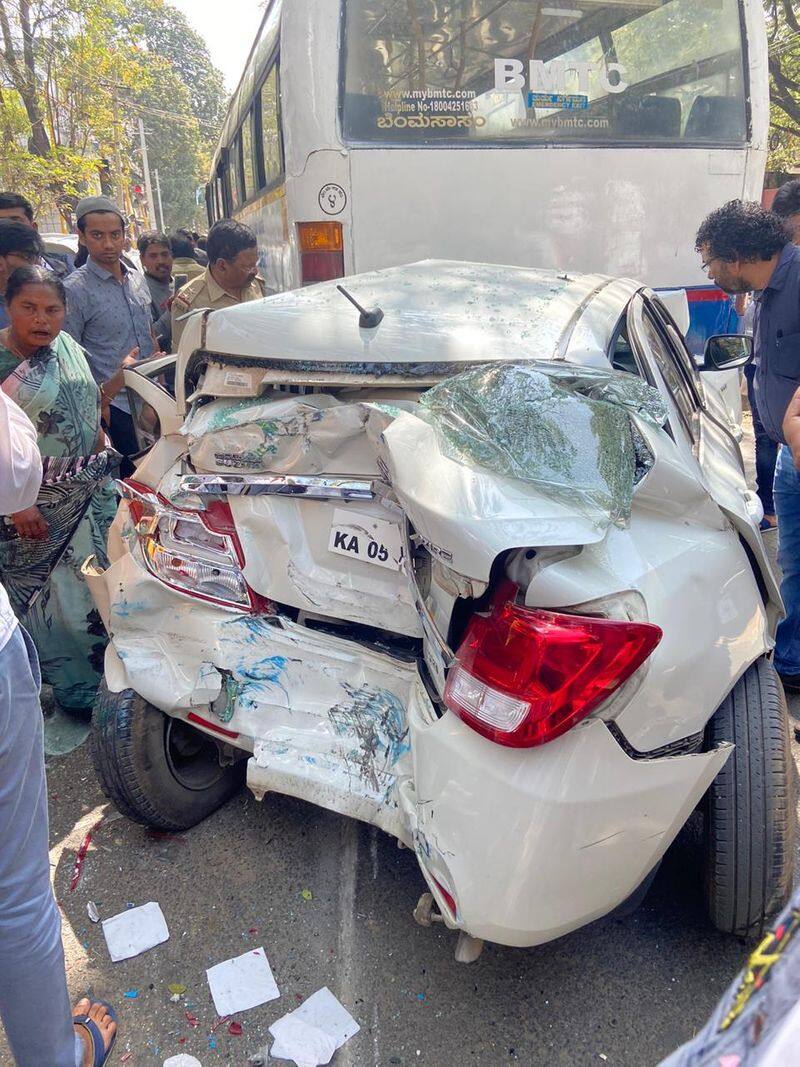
[0,389,118,1065]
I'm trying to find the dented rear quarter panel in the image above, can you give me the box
[88,530,738,947]
[93,262,775,948]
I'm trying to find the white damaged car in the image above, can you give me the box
[84,261,796,959]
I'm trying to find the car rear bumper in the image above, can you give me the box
[84,544,731,948]
[400,707,731,946]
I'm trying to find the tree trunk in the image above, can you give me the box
[18,0,51,153]
[0,0,52,155]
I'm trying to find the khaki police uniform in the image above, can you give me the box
[171,256,206,285]
[171,267,268,350]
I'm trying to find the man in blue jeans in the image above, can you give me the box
[696,201,800,695]
[0,388,118,1065]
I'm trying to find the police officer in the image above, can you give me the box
[171,219,269,349]
[696,200,800,692]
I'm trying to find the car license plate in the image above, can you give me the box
[328,508,404,572]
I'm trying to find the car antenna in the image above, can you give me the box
[336,284,384,329]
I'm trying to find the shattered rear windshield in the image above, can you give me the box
[183,360,666,533]
[417,361,666,528]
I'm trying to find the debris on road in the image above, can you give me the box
[269,987,360,1067]
[163,1056,203,1067]
[87,900,100,923]
[69,816,104,891]
[271,1015,336,1067]
[206,946,280,1016]
[101,901,170,961]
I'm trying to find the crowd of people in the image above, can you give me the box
[2,180,800,1064]
[0,189,272,1066]
[0,192,269,711]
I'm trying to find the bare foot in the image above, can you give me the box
[73,997,117,1067]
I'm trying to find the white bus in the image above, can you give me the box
[207,0,769,352]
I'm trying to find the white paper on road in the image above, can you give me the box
[101,901,169,962]
[163,1056,203,1067]
[205,946,280,1016]
[270,1016,337,1067]
[270,987,360,1067]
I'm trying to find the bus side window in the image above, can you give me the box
[257,65,283,190]
[231,133,244,211]
[242,109,257,202]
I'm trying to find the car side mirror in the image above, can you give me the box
[702,334,752,371]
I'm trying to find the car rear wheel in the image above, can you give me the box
[703,657,796,939]
[91,680,244,831]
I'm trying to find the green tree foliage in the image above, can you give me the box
[766,0,800,171]
[125,0,226,134]
[122,0,226,229]
[0,0,225,226]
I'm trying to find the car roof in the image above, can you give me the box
[199,260,639,369]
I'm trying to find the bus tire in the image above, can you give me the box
[703,657,796,939]
[91,681,244,831]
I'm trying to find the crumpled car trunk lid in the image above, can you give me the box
[117,360,667,832]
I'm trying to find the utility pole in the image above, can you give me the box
[137,117,157,228]
[154,168,166,232]
[111,80,126,210]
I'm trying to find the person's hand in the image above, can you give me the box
[784,386,800,470]
[101,347,140,419]
[11,505,48,540]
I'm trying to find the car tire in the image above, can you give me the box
[91,681,244,831]
[703,657,797,939]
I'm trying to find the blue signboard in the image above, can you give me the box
[527,93,589,110]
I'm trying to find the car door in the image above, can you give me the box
[123,353,182,453]
[627,292,782,627]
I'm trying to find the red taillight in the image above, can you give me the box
[120,479,271,614]
[444,601,662,748]
[297,221,344,285]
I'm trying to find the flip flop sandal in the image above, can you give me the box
[73,999,117,1066]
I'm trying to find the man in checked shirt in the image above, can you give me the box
[63,196,159,476]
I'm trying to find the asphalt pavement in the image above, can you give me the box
[0,410,796,1067]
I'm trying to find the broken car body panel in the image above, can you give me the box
[91,261,776,948]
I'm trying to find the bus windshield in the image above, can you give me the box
[342,0,748,145]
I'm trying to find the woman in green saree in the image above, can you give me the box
[0,266,130,717]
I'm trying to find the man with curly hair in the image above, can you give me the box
[696,200,800,693]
